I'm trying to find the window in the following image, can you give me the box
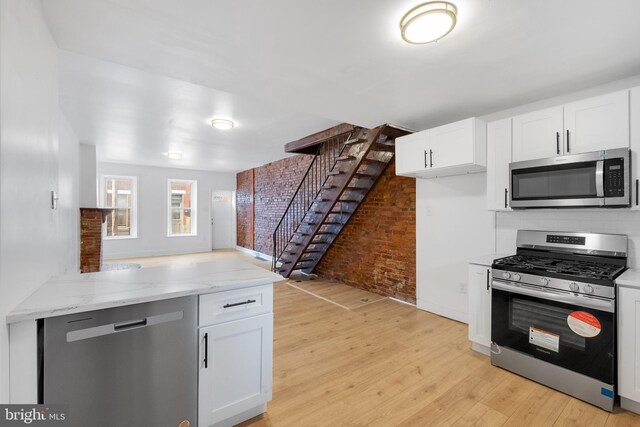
[168,179,197,236]
[101,175,138,239]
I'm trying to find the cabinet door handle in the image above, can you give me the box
[504,188,508,209]
[636,179,638,207]
[223,299,257,308]
[486,269,490,291]
[424,150,427,168]
[556,132,560,155]
[204,333,208,368]
[566,129,570,152]
[429,149,433,167]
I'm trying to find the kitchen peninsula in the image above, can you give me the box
[7,260,281,427]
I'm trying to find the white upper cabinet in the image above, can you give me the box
[512,91,630,163]
[429,118,475,169]
[396,117,486,179]
[512,106,564,162]
[486,118,512,211]
[629,86,640,209]
[564,91,629,154]
[395,131,430,175]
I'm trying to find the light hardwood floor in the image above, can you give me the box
[114,251,640,426]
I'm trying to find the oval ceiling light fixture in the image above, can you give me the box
[210,118,235,130]
[400,2,457,44]
[165,152,183,160]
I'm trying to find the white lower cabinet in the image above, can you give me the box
[468,263,492,355]
[618,286,640,413]
[198,287,274,427]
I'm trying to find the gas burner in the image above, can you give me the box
[493,254,626,283]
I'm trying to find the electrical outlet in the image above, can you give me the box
[459,282,467,294]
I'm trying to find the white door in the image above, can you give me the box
[564,91,629,154]
[512,106,564,162]
[395,131,431,176]
[486,118,512,210]
[430,118,474,169]
[211,190,234,250]
[468,264,492,352]
[198,314,273,427]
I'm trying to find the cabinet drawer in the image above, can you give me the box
[199,285,273,327]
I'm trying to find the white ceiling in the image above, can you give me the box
[43,0,640,171]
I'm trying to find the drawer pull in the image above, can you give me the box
[223,299,257,309]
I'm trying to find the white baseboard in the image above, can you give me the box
[235,245,274,263]
[103,246,213,260]
[417,300,468,324]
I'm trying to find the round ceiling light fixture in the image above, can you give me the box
[210,118,235,130]
[400,2,457,44]
[165,152,183,160]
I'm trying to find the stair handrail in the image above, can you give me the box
[271,131,354,271]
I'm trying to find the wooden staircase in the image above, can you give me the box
[272,124,409,278]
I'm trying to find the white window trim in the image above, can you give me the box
[167,179,198,237]
[99,174,139,240]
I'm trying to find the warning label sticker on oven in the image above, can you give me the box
[567,311,601,338]
[529,327,560,352]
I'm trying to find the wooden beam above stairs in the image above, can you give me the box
[284,123,361,154]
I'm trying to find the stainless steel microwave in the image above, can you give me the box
[509,148,630,208]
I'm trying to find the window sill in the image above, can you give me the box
[167,233,198,238]
[104,235,138,241]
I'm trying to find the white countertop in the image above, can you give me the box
[7,260,283,323]
[468,253,510,267]
[617,268,640,289]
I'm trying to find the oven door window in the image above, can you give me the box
[511,161,598,201]
[491,288,614,384]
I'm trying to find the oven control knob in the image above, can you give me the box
[512,273,521,281]
[584,285,594,294]
[501,272,511,280]
[569,282,580,292]
[540,278,550,286]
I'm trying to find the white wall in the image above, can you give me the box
[0,0,80,402]
[98,162,235,259]
[79,143,97,207]
[416,174,495,323]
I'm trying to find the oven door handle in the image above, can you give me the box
[595,160,604,198]
[491,280,614,313]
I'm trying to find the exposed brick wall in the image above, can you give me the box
[236,170,254,249]
[80,208,106,273]
[252,155,313,255]
[315,162,416,303]
[235,155,416,303]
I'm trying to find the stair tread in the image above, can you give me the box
[304,250,324,253]
[362,158,387,165]
[371,142,395,152]
[354,173,374,178]
[328,170,345,176]
[343,137,367,145]
[345,187,369,191]
[338,199,359,203]
[323,221,343,225]
[316,231,336,235]
[321,185,337,190]
[336,155,356,161]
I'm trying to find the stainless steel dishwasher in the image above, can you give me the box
[39,296,197,427]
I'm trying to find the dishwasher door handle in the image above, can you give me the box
[66,310,184,342]
[114,318,147,331]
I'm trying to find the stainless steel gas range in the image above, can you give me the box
[490,230,628,411]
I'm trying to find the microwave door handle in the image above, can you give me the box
[595,160,604,197]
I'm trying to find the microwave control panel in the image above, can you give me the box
[604,158,625,197]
